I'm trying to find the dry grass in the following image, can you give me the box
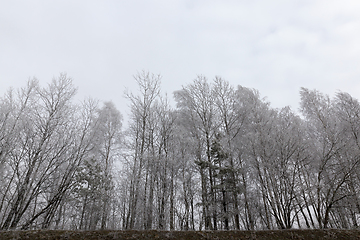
[1,229,360,240]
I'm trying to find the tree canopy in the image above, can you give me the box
[1,72,360,230]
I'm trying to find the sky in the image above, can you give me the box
[1,0,360,119]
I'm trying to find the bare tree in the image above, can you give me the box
[174,76,219,230]
[300,88,359,228]
[94,101,123,229]
[123,71,161,229]
[0,74,87,230]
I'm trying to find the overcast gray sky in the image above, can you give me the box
[1,0,360,117]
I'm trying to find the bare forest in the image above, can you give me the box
[1,72,360,231]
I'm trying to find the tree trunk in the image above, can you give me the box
[169,166,175,230]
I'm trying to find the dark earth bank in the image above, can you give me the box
[1,229,360,240]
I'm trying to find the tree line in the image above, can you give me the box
[1,72,360,230]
